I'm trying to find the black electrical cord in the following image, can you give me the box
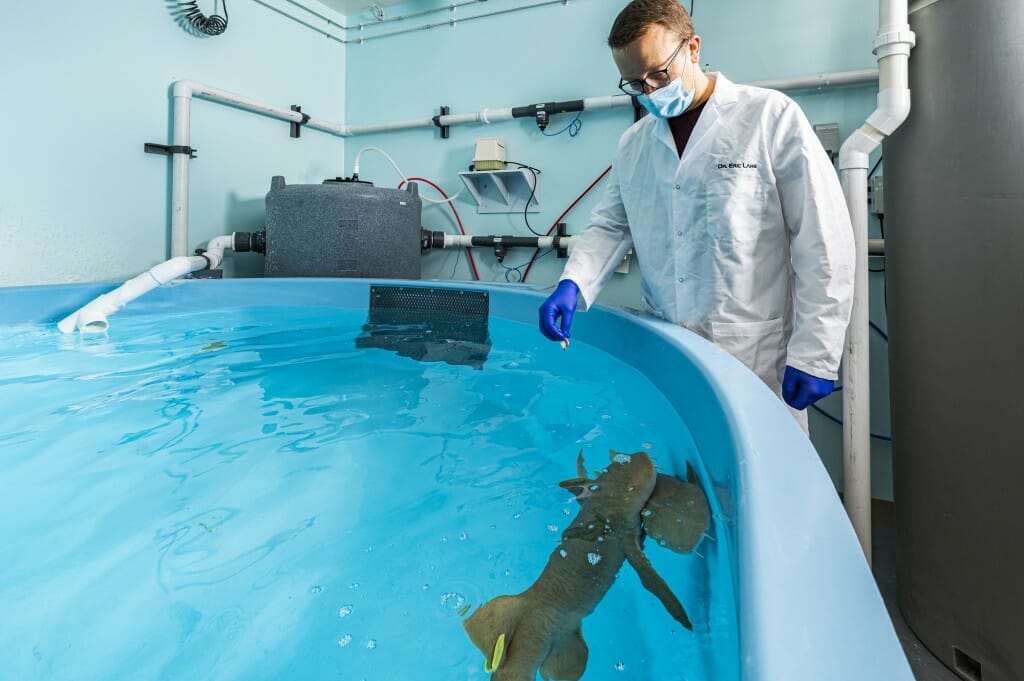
[506,161,545,237]
[179,0,229,35]
[868,154,883,179]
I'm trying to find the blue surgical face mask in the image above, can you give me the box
[638,75,695,119]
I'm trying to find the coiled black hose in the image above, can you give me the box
[178,0,229,36]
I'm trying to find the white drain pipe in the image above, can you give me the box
[837,0,915,564]
[57,236,234,334]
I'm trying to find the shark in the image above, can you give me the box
[569,452,710,556]
[461,450,691,681]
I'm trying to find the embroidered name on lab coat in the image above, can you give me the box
[716,162,758,170]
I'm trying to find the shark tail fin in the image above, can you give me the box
[462,595,524,673]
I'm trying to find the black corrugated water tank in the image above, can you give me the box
[263,176,422,279]
[885,1,1024,680]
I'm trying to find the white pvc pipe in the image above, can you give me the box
[171,93,192,258]
[57,235,234,334]
[748,68,879,92]
[837,0,914,564]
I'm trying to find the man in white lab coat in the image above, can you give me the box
[538,0,854,429]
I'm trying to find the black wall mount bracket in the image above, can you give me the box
[144,143,197,158]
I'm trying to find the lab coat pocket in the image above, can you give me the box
[703,161,771,243]
[710,318,786,390]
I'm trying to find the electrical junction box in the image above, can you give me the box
[813,122,840,161]
[473,137,507,171]
[263,176,422,279]
[868,174,885,216]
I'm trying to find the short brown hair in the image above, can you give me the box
[607,0,693,48]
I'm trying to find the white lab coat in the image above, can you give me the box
[562,73,854,417]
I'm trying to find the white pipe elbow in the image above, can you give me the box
[172,79,199,99]
[867,88,911,137]
[839,126,882,171]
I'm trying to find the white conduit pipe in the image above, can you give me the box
[838,0,915,564]
[57,235,234,334]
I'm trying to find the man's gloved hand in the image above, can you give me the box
[539,279,580,342]
[782,365,835,410]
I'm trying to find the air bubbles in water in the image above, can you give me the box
[440,592,466,612]
[348,582,360,589]
[365,639,377,650]
[310,586,323,594]
[338,605,353,618]
[559,549,568,558]
[641,509,653,517]
[338,634,352,648]
[641,442,653,450]
[459,531,468,541]
[615,662,626,671]
[513,512,522,520]
[612,453,632,464]
[587,552,602,565]
[547,524,559,533]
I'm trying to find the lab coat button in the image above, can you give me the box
[674,184,681,190]
[677,277,685,283]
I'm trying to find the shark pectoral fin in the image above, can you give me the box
[540,627,588,681]
[686,460,700,485]
[558,477,592,500]
[462,595,522,672]
[624,537,693,630]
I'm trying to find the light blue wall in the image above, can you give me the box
[344,0,894,499]
[0,0,346,284]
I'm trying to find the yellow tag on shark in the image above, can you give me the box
[485,633,506,673]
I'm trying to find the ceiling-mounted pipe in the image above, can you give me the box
[837,0,915,565]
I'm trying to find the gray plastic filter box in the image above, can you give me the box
[264,176,422,279]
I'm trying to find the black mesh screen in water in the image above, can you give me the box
[355,286,491,368]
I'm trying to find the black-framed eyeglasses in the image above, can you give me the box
[618,37,690,97]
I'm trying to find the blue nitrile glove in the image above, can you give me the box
[539,279,580,342]
[782,365,835,410]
